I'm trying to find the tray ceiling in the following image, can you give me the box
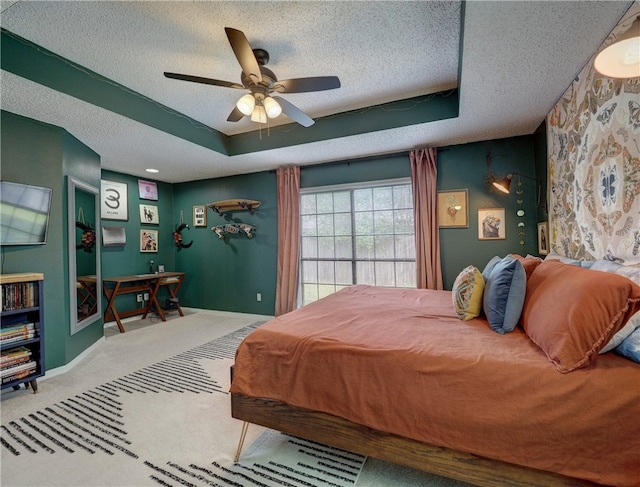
[0,1,632,183]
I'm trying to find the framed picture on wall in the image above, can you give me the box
[537,222,549,255]
[138,180,158,201]
[437,189,469,228]
[100,180,128,220]
[193,205,207,227]
[139,204,159,224]
[478,208,506,240]
[140,229,158,252]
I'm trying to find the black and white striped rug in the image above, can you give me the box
[0,322,365,487]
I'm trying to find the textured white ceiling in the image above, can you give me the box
[0,1,633,183]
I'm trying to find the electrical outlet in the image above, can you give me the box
[136,294,143,303]
[143,293,149,301]
[256,293,262,302]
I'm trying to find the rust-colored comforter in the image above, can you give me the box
[230,285,640,486]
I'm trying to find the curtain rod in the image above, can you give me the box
[282,147,448,172]
[269,147,448,173]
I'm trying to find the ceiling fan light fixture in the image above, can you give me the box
[263,96,282,118]
[594,15,640,79]
[166,27,340,127]
[236,94,255,116]
[251,104,267,123]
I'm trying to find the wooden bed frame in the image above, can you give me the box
[230,387,601,487]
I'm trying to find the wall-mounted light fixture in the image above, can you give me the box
[594,14,640,79]
[485,153,540,200]
[491,174,513,194]
[489,171,541,208]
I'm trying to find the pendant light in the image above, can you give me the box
[594,15,640,79]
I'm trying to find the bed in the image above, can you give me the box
[230,257,640,487]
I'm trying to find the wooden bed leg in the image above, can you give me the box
[234,421,249,463]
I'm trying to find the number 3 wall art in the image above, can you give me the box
[101,180,129,221]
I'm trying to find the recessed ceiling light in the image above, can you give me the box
[145,168,159,173]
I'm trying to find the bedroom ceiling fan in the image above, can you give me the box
[164,27,341,127]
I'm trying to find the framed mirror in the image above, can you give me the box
[68,177,102,335]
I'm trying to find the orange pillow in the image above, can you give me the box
[521,260,640,373]
[510,253,543,280]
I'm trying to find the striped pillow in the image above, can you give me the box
[452,265,485,321]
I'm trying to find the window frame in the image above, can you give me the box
[298,177,415,307]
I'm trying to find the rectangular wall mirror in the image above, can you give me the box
[68,177,102,334]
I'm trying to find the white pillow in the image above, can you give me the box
[600,311,640,354]
[591,260,640,353]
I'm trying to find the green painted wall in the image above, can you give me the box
[62,131,104,361]
[438,136,539,289]
[300,137,538,290]
[173,171,278,315]
[167,137,539,312]
[1,110,103,369]
[3,110,544,369]
[301,154,411,188]
[99,170,175,314]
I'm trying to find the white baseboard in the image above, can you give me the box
[42,336,105,380]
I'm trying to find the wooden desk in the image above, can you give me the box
[102,272,185,333]
[76,275,98,319]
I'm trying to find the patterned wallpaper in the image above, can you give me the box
[547,2,640,265]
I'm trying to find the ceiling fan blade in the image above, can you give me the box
[272,96,315,127]
[164,72,244,89]
[227,106,245,122]
[225,27,262,84]
[273,76,341,93]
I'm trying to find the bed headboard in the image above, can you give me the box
[546,2,640,265]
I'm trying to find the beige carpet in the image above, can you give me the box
[1,309,472,487]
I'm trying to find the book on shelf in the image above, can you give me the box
[1,367,36,385]
[1,330,36,339]
[1,282,38,312]
[1,323,36,340]
[0,346,31,362]
[0,355,32,369]
[1,360,37,378]
[0,332,36,344]
[1,322,35,335]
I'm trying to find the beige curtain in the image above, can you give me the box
[410,148,443,290]
[275,166,301,316]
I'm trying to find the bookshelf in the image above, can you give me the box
[1,273,45,394]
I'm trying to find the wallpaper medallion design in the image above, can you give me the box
[547,4,640,265]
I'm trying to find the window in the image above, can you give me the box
[300,180,415,306]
